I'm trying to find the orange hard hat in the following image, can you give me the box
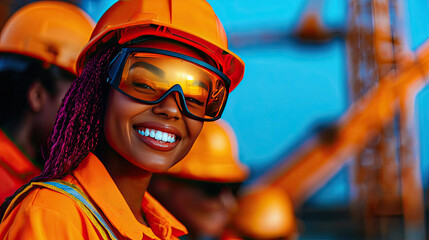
[232,186,297,239]
[76,0,244,92]
[0,1,95,74]
[167,120,249,183]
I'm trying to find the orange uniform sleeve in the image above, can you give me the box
[1,206,84,239]
[0,188,104,239]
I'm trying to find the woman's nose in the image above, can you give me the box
[152,93,182,120]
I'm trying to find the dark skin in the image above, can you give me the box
[94,39,210,226]
[96,90,203,226]
[95,136,152,225]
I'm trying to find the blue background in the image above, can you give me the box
[81,0,429,207]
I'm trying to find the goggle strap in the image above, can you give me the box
[114,47,231,88]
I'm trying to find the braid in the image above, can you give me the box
[40,47,116,180]
[0,46,118,218]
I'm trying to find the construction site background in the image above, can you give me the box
[1,0,429,239]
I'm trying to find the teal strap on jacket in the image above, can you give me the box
[41,181,119,240]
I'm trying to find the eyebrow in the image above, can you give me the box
[192,80,209,91]
[130,61,165,79]
[130,60,210,91]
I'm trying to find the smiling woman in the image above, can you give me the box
[0,0,245,239]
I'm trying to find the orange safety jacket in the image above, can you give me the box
[0,152,187,239]
[0,129,40,204]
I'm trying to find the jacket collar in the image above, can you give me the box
[73,152,187,239]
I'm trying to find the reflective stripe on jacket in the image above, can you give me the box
[0,153,187,239]
[3,180,118,240]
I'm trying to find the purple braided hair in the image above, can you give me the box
[40,47,117,180]
[0,46,118,217]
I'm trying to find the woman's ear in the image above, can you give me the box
[27,81,48,113]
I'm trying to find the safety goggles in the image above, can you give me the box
[107,48,231,121]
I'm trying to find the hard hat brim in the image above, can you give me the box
[76,21,244,92]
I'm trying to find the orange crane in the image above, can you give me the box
[252,0,426,239]
[255,42,426,239]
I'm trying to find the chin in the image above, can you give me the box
[138,158,178,173]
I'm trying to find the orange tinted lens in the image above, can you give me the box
[206,79,228,118]
[119,52,225,118]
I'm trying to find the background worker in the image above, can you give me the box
[0,1,94,203]
[222,186,299,240]
[148,120,249,240]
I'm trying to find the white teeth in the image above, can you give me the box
[137,128,177,143]
[162,132,168,142]
[155,131,163,140]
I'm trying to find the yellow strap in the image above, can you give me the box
[2,180,115,240]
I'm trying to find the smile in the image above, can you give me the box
[135,127,176,143]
